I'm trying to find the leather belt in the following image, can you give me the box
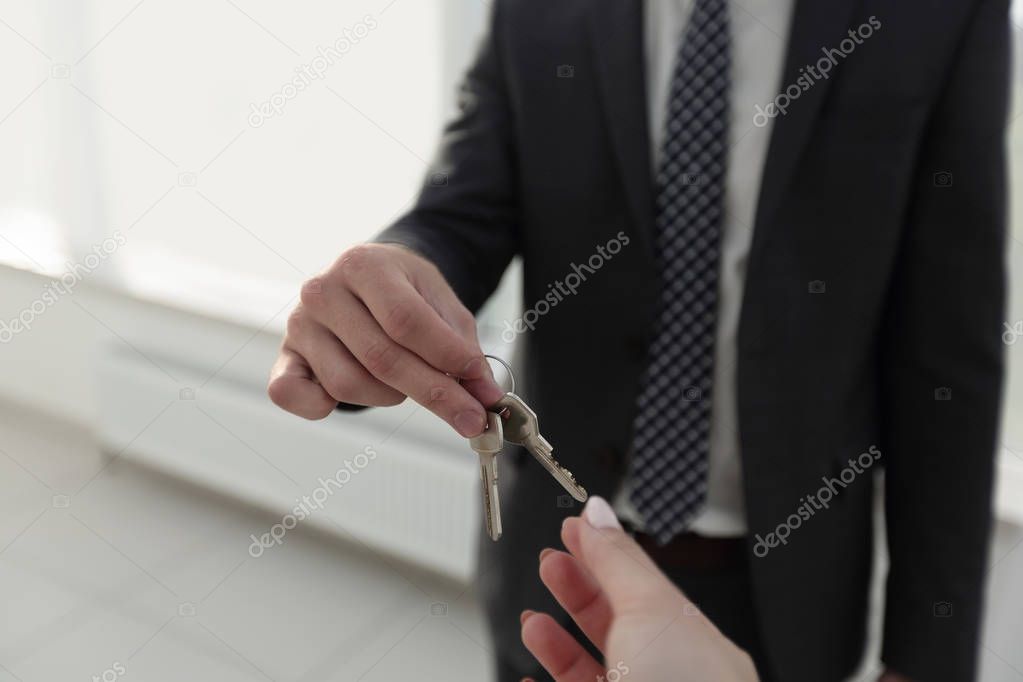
[630,530,747,570]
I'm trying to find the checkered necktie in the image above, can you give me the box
[629,0,732,544]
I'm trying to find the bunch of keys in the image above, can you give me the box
[468,356,588,541]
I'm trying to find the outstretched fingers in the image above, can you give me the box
[520,611,605,682]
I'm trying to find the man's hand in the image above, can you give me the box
[268,243,505,436]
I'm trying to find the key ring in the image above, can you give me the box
[483,354,515,394]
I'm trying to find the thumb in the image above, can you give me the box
[575,497,676,611]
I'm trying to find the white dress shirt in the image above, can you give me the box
[613,0,794,536]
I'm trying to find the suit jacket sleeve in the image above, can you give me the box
[879,1,1010,679]
[373,1,519,313]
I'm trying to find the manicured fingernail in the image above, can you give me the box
[520,609,536,625]
[454,410,484,437]
[583,496,622,531]
[539,548,555,563]
[461,356,485,379]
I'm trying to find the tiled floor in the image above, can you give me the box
[2,398,1022,682]
[0,402,493,682]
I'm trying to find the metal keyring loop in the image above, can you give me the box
[483,354,515,394]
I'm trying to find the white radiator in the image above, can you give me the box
[95,337,481,582]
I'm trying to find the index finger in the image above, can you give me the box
[520,611,606,682]
[567,499,677,613]
[349,264,488,380]
[538,549,613,652]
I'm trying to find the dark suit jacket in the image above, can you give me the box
[375,0,1010,679]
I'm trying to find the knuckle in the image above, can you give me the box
[334,244,376,281]
[319,370,353,402]
[362,338,402,379]
[267,371,335,420]
[285,307,306,337]
[267,375,297,410]
[425,384,449,408]
[299,278,326,307]
[439,342,474,371]
[453,309,477,336]
[383,301,417,342]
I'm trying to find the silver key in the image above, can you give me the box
[470,411,504,541]
[494,393,588,502]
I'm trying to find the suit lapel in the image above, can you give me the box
[586,0,655,255]
[751,0,864,239]
[585,0,864,257]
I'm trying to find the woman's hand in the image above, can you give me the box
[520,496,759,682]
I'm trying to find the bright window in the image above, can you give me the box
[0,0,492,326]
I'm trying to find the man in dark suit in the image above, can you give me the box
[268,0,1010,680]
